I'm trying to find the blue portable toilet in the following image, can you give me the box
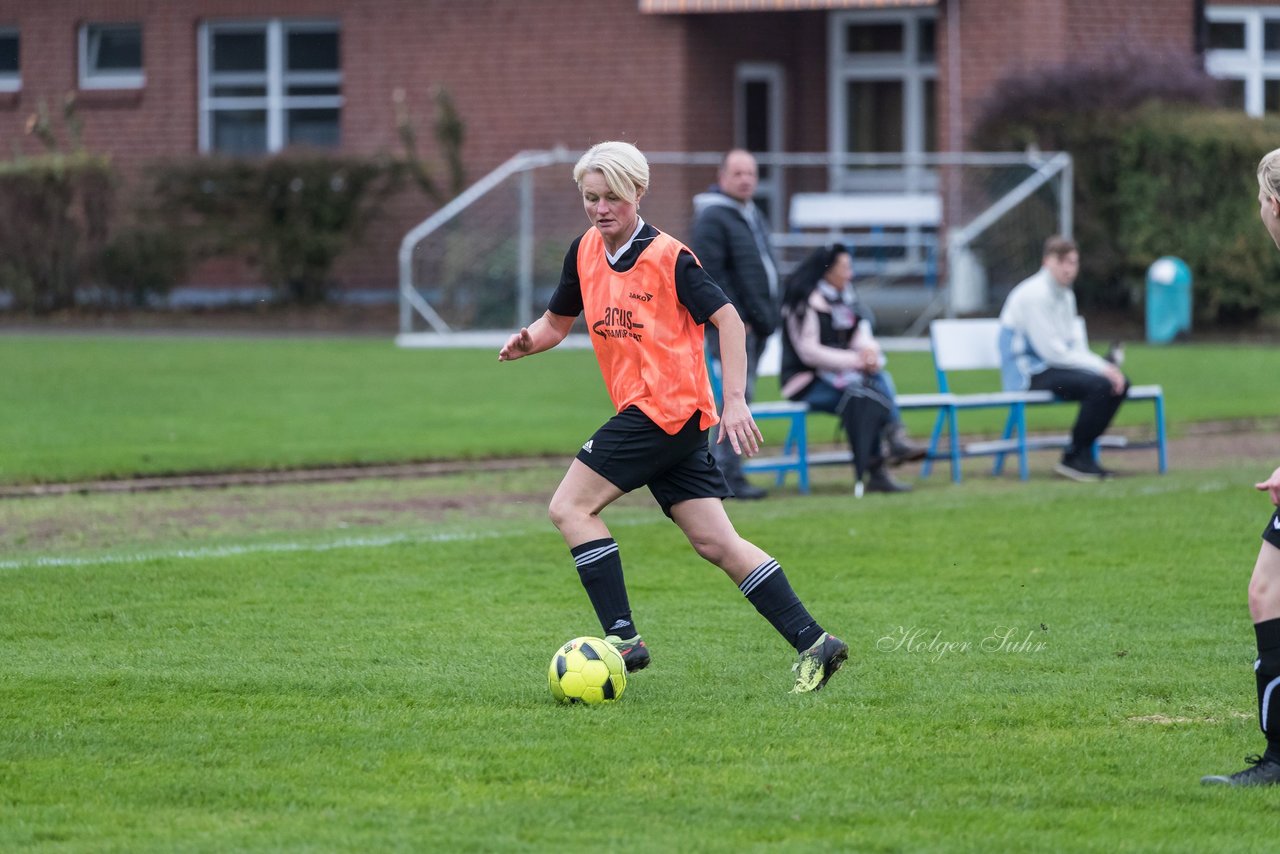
[1145,257,1192,344]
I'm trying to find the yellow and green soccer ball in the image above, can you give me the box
[548,636,627,704]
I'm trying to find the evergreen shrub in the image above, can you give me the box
[970,53,1280,324]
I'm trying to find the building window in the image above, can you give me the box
[1205,6,1280,117]
[79,23,144,89]
[199,20,342,154]
[0,28,18,91]
[828,8,937,191]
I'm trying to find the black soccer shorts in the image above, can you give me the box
[1264,509,1280,550]
[576,406,731,517]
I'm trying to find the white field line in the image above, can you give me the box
[0,529,495,572]
[0,515,661,572]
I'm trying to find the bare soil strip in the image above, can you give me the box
[0,456,566,499]
[1,421,1274,500]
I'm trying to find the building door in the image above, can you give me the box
[736,62,785,231]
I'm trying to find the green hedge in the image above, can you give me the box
[0,152,409,311]
[149,154,400,305]
[0,153,113,313]
[0,88,464,312]
[969,55,1280,325]
[1109,105,1280,322]
[992,104,1280,324]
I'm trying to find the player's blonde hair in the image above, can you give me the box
[573,141,649,204]
[1258,148,1280,200]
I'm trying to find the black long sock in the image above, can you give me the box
[571,538,637,640]
[1254,618,1280,762]
[739,559,824,652]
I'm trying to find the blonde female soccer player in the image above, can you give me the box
[498,141,846,693]
[1201,148,1280,786]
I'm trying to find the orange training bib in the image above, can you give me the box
[576,228,718,435]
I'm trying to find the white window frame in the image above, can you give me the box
[735,62,786,231]
[78,22,145,90]
[827,8,937,192]
[198,18,343,154]
[0,28,19,92]
[1204,5,1280,117]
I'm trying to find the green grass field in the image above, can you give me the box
[3,334,1279,851]
[2,462,1277,851]
[2,334,1278,484]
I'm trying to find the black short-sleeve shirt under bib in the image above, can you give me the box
[548,223,730,323]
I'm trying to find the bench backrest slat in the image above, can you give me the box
[930,317,1091,393]
[789,193,942,229]
[929,319,1004,373]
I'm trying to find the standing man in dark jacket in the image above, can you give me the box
[692,149,779,500]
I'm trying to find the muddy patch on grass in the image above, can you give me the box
[0,472,565,557]
[2,428,1274,559]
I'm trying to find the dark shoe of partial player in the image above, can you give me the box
[1201,754,1280,787]
[1053,454,1104,483]
[605,634,651,672]
[1069,451,1116,479]
[791,632,849,693]
[884,424,928,467]
[727,479,768,501]
[864,466,912,493]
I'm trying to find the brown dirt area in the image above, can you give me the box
[0,305,1274,557]
[5,420,1270,501]
[0,303,402,336]
[0,425,1273,560]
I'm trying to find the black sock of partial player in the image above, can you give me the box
[571,538,637,641]
[1255,617,1280,762]
[739,559,824,652]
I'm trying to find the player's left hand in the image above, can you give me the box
[717,399,763,457]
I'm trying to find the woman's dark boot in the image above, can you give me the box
[865,464,912,493]
[884,423,927,467]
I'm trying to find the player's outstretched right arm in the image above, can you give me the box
[1256,465,1280,506]
[498,311,575,362]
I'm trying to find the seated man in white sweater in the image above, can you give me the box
[999,235,1129,482]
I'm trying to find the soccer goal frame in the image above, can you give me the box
[396,149,1072,346]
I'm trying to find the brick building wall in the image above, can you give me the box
[938,0,1198,151]
[0,0,709,291]
[0,0,1231,296]
[680,11,829,153]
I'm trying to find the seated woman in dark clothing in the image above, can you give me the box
[778,243,925,495]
